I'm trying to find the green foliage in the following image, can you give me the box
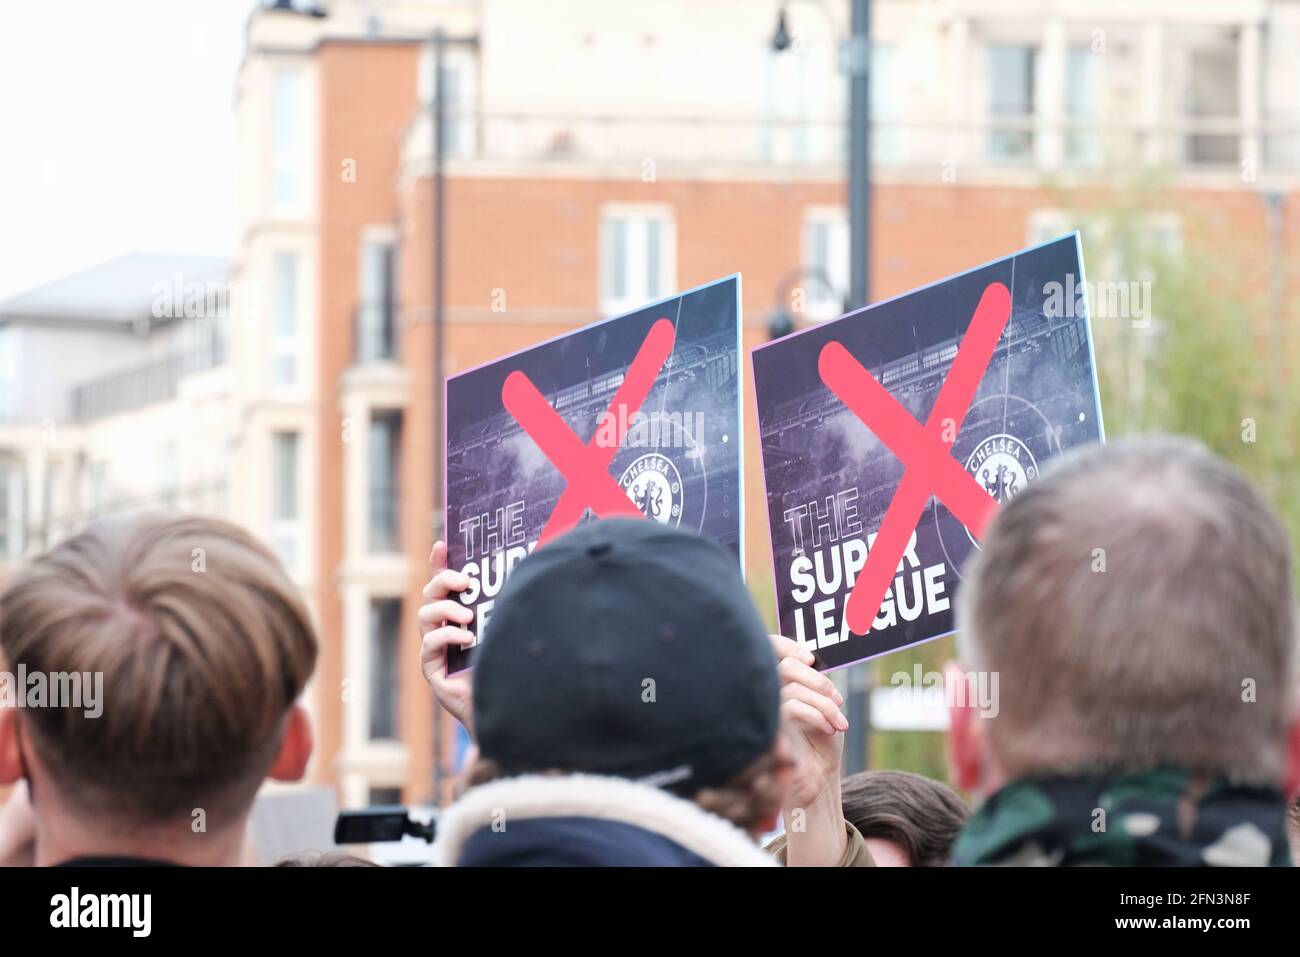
[871,730,949,784]
[1069,186,1300,583]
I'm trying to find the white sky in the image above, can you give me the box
[0,0,259,301]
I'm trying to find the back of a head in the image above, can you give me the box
[471,518,780,807]
[0,511,318,827]
[958,437,1296,783]
[839,770,970,866]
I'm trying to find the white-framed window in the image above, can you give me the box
[599,205,676,316]
[82,460,108,519]
[0,325,16,420]
[271,69,307,213]
[271,430,301,572]
[1185,40,1239,165]
[1065,47,1101,167]
[41,461,59,544]
[987,44,1037,162]
[369,410,401,554]
[270,252,301,390]
[0,458,25,560]
[419,45,476,158]
[801,208,849,320]
[368,597,401,741]
[871,44,901,164]
[762,40,811,163]
[155,441,179,510]
[357,232,397,363]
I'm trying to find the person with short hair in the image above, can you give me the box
[840,771,969,866]
[0,512,318,867]
[948,437,1300,866]
[421,518,873,866]
[768,769,969,866]
[764,764,972,868]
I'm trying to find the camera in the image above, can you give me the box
[333,806,437,845]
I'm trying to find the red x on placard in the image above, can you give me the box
[501,317,677,546]
[817,281,1012,635]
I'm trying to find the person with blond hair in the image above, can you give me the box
[948,438,1300,865]
[0,512,318,867]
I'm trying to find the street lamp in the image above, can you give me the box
[765,265,844,340]
[769,1,871,310]
[771,9,793,52]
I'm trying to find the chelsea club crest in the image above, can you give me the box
[619,453,684,526]
[963,433,1037,545]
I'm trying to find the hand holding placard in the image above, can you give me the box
[418,541,476,734]
[444,276,744,672]
[751,235,1104,670]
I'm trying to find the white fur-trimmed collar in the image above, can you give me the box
[432,773,775,867]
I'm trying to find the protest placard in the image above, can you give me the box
[445,276,744,671]
[751,234,1104,670]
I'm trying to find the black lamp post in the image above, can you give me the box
[771,2,874,775]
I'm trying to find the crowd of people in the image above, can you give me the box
[0,436,1297,867]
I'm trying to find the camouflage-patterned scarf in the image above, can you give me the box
[952,768,1293,866]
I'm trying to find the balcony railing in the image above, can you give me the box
[417,110,1300,177]
[71,333,226,421]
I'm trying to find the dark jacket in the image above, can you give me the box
[459,816,718,866]
[433,773,776,867]
[952,768,1293,866]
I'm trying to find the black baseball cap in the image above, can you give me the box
[472,518,780,795]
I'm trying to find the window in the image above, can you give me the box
[801,210,849,319]
[156,442,179,510]
[369,411,401,553]
[762,42,811,163]
[419,47,476,158]
[83,461,108,519]
[368,598,401,741]
[871,45,901,163]
[987,45,1036,162]
[271,70,307,213]
[1186,43,1239,165]
[0,459,24,560]
[357,237,396,363]
[599,208,675,316]
[1065,48,1100,166]
[271,252,300,388]
[271,431,300,571]
[0,326,15,420]
[41,462,59,546]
